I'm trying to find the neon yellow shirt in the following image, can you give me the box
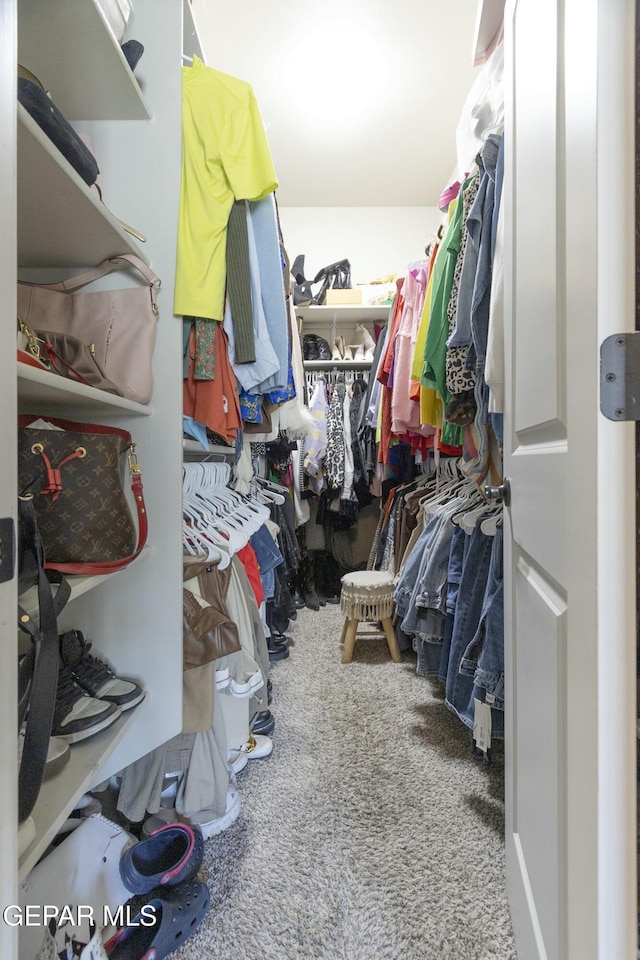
[174,57,278,320]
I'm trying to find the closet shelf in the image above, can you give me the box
[18,547,152,620]
[18,364,154,418]
[18,710,138,882]
[183,439,236,460]
[295,304,390,322]
[303,359,373,370]
[17,0,151,121]
[17,106,150,269]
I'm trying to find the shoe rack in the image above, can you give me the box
[296,304,390,370]
[2,2,189,955]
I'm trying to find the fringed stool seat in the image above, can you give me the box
[339,571,402,664]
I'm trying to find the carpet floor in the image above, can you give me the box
[175,603,517,960]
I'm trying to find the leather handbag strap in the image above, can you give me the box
[20,254,161,294]
[17,500,66,823]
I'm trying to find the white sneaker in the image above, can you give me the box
[36,922,109,960]
[227,749,249,776]
[240,732,273,760]
[190,785,241,839]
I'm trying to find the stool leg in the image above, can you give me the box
[381,617,402,663]
[339,617,348,645]
[341,618,359,664]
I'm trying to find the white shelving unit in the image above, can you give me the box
[18,365,154,417]
[17,0,152,121]
[2,3,187,954]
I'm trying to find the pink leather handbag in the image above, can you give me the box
[17,254,161,404]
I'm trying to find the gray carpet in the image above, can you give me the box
[176,603,517,960]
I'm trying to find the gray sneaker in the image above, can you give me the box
[61,629,145,711]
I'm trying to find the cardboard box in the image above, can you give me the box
[325,287,363,305]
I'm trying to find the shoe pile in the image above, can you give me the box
[33,821,209,960]
[331,324,376,362]
[106,822,210,959]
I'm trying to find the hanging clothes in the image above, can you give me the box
[174,56,277,322]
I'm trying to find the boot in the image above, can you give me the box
[291,582,305,609]
[299,557,319,611]
[314,551,341,604]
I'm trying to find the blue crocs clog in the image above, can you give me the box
[105,880,210,960]
[119,822,204,895]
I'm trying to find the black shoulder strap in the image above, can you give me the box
[17,499,67,824]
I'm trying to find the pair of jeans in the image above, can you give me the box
[437,525,469,683]
[459,525,504,710]
[444,525,494,728]
[250,522,284,601]
[396,499,462,640]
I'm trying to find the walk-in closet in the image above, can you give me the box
[1,1,638,959]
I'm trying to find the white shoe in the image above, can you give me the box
[228,749,249,776]
[240,732,273,760]
[190,785,241,839]
[36,922,109,960]
[357,323,376,360]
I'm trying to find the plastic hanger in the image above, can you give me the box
[480,507,503,537]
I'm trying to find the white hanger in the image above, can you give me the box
[480,507,503,536]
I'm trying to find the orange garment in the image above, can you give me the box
[183,324,242,443]
[236,543,264,607]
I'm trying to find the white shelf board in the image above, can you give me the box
[18,710,138,881]
[17,106,150,268]
[18,364,153,418]
[295,304,390,322]
[183,439,235,459]
[18,547,152,620]
[18,0,151,120]
[303,360,373,371]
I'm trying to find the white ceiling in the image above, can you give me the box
[189,0,481,208]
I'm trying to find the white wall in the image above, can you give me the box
[278,206,442,287]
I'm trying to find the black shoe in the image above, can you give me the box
[303,574,320,611]
[270,633,291,646]
[54,652,120,743]
[251,710,275,736]
[62,629,145,710]
[291,586,305,609]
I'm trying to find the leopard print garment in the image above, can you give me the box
[446,174,479,396]
[325,381,346,491]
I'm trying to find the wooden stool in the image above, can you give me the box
[339,571,402,664]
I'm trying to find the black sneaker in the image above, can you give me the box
[62,630,145,711]
[53,660,121,743]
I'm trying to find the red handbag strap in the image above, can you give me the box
[45,471,148,576]
[19,417,148,576]
[18,414,134,445]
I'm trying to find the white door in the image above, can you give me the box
[503,0,637,957]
